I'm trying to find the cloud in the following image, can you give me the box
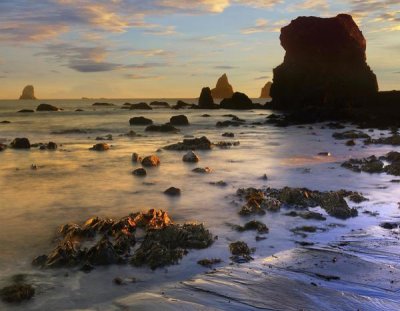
[143,25,177,36]
[125,74,164,80]
[292,0,329,10]
[130,49,175,57]
[214,65,237,69]
[241,19,269,34]
[254,75,269,80]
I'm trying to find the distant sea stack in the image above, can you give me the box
[19,85,37,100]
[260,82,272,98]
[211,74,234,99]
[270,14,378,114]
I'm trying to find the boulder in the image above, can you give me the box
[270,14,378,118]
[170,115,189,126]
[198,87,218,109]
[10,138,31,149]
[220,92,254,110]
[19,85,36,100]
[141,155,160,167]
[129,116,153,125]
[130,102,152,110]
[182,151,200,163]
[164,136,212,150]
[211,74,234,99]
[132,168,147,176]
[36,103,60,111]
[145,124,179,133]
[260,82,272,98]
[164,187,181,196]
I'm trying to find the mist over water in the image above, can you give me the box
[0,99,399,310]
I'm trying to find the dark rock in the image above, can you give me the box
[192,167,212,174]
[36,103,60,111]
[201,114,211,117]
[341,156,384,174]
[86,237,119,265]
[220,92,254,110]
[150,101,170,108]
[333,130,370,140]
[17,109,34,113]
[346,139,356,146]
[75,109,84,112]
[10,138,31,149]
[90,143,110,151]
[270,14,378,117]
[211,74,234,99]
[222,132,234,137]
[132,168,147,176]
[173,100,192,109]
[141,155,160,167]
[130,102,152,110]
[229,241,253,263]
[113,277,124,285]
[380,222,399,230]
[164,136,212,151]
[0,120,11,123]
[284,211,326,221]
[170,115,189,126]
[129,116,153,125]
[0,143,6,151]
[209,180,227,187]
[96,134,113,141]
[182,151,200,163]
[93,102,114,106]
[235,220,269,234]
[214,141,240,148]
[132,152,141,163]
[198,87,218,109]
[145,124,179,133]
[19,85,36,100]
[0,284,35,303]
[39,142,58,150]
[164,187,181,196]
[260,81,272,98]
[216,120,242,127]
[364,135,400,146]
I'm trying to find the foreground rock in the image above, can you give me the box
[19,85,36,100]
[0,283,35,303]
[260,81,272,98]
[164,136,212,151]
[182,151,200,163]
[169,115,189,126]
[33,209,213,270]
[342,151,400,176]
[236,187,361,219]
[220,92,255,110]
[198,87,218,109]
[10,138,31,149]
[211,74,234,99]
[36,103,60,111]
[270,14,378,121]
[129,116,153,125]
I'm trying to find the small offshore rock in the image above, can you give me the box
[164,187,181,196]
[170,115,189,126]
[133,168,147,176]
[145,124,179,133]
[182,151,200,163]
[141,155,160,167]
[164,136,212,151]
[129,116,153,125]
[90,143,110,151]
[192,167,212,174]
[130,102,152,110]
[10,138,31,149]
[36,103,60,111]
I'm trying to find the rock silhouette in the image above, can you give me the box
[198,87,218,109]
[19,85,36,100]
[211,74,234,99]
[260,82,272,98]
[270,14,378,115]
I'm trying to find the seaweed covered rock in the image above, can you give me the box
[342,152,400,176]
[270,14,378,118]
[233,220,269,234]
[164,136,212,151]
[364,134,400,146]
[10,138,31,149]
[229,241,253,263]
[131,223,214,269]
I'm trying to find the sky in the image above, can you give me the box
[0,0,398,99]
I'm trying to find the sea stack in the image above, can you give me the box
[19,85,37,100]
[211,74,234,99]
[198,87,218,109]
[270,14,378,114]
[260,82,272,98]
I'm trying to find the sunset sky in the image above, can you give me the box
[0,0,398,99]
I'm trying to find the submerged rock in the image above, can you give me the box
[164,136,212,151]
[192,167,212,174]
[141,155,160,167]
[129,116,153,125]
[36,103,60,111]
[39,142,58,150]
[10,138,31,149]
[169,115,189,126]
[0,283,35,303]
[131,152,141,163]
[93,102,114,106]
[150,101,170,108]
[211,74,234,99]
[18,109,34,113]
[233,220,269,234]
[19,85,36,100]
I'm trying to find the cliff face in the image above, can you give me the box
[270,14,378,112]
[211,74,234,99]
[19,85,37,100]
[260,82,272,98]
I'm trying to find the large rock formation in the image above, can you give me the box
[260,82,272,98]
[211,74,234,99]
[19,85,36,100]
[198,87,218,109]
[270,14,378,116]
[220,92,254,110]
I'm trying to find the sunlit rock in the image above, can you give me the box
[19,85,36,100]
[211,74,234,99]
